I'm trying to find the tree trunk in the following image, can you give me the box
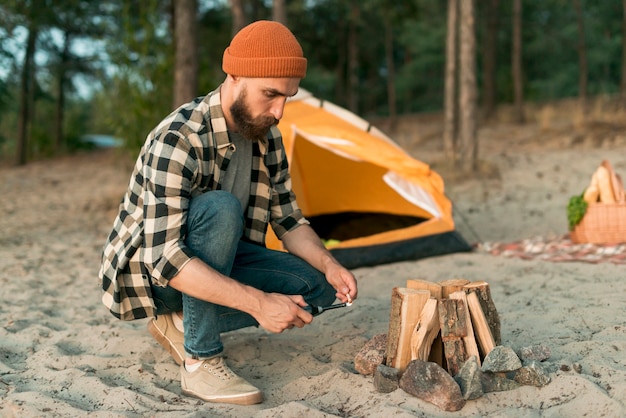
[55,31,70,154]
[384,16,397,126]
[481,0,500,120]
[458,0,477,173]
[272,0,287,25]
[443,0,458,164]
[229,0,247,36]
[17,26,38,166]
[573,0,588,115]
[173,0,198,109]
[347,1,360,113]
[512,0,525,123]
[335,18,347,106]
[621,0,626,102]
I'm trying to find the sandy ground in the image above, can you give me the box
[1,117,626,417]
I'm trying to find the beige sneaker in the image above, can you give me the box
[181,357,263,405]
[147,313,185,366]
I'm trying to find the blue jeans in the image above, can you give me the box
[151,191,336,359]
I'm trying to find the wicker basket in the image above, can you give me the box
[570,202,626,244]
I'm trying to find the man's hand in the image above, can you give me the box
[281,224,359,303]
[252,293,313,333]
[324,261,358,304]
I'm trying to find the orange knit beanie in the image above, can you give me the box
[222,20,307,78]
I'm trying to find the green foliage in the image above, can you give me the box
[2,0,626,161]
[95,66,172,151]
[100,0,174,151]
[196,4,233,94]
[397,16,447,113]
[567,193,588,231]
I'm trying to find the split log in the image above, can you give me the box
[466,292,496,357]
[410,298,440,361]
[438,298,467,340]
[406,279,443,300]
[463,281,501,345]
[443,339,467,376]
[386,288,431,371]
[439,278,470,299]
[448,291,481,366]
[438,298,468,376]
[407,279,444,366]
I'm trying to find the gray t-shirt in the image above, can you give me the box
[222,132,253,213]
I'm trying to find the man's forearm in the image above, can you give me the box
[280,224,338,274]
[167,258,265,316]
[165,257,312,333]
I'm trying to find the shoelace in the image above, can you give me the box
[204,358,237,380]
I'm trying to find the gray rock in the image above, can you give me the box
[518,344,551,363]
[482,346,522,373]
[373,364,400,393]
[454,356,484,400]
[399,360,466,412]
[514,361,551,387]
[539,360,558,374]
[481,372,521,392]
[354,333,387,376]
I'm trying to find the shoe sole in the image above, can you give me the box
[181,387,263,405]
[147,319,184,366]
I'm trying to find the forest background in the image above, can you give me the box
[1,0,626,170]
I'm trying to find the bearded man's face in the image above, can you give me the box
[230,87,278,142]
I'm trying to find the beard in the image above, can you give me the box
[230,89,278,143]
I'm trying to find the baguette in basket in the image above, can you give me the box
[582,160,625,204]
[570,160,626,244]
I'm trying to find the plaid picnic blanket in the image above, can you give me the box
[478,235,626,264]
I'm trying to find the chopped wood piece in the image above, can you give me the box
[449,291,481,366]
[439,278,470,298]
[410,298,440,361]
[386,288,431,372]
[463,281,501,345]
[406,279,443,300]
[466,292,496,357]
[438,298,468,340]
[438,298,470,376]
[407,279,445,366]
[442,338,467,376]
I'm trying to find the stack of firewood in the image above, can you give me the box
[386,278,501,376]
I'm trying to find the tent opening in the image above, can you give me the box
[307,212,428,242]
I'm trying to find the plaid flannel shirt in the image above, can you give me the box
[98,87,307,320]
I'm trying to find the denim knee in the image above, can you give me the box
[187,190,244,237]
[186,191,244,274]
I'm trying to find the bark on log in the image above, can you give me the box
[438,298,468,340]
[443,338,467,376]
[438,298,470,376]
[449,291,481,366]
[463,281,501,345]
[386,288,431,371]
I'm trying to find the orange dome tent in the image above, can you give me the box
[267,89,471,268]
